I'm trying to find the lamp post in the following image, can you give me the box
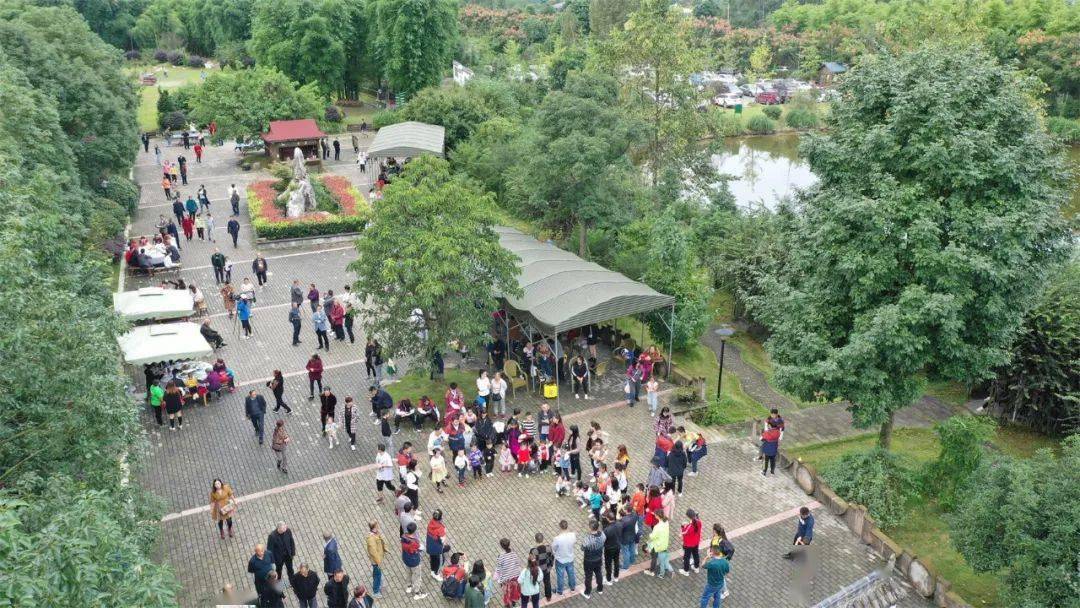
[714,326,735,398]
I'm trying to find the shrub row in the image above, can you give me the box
[252,214,366,240]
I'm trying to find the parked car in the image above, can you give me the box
[713,92,743,108]
[755,91,782,105]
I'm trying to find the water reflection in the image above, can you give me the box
[711,134,818,211]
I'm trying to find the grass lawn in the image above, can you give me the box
[383,368,475,402]
[710,100,830,135]
[924,379,970,408]
[789,423,1061,608]
[340,94,379,125]
[611,315,767,422]
[126,64,212,132]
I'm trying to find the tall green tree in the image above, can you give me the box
[988,259,1080,434]
[509,72,641,256]
[596,0,709,186]
[950,436,1079,608]
[368,0,457,98]
[187,67,322,141]
[348,156,521,364]
[0,9,177,603]
[640,212,712,350]
[250,0,359,97]
[589,0,637,36]
[0,3,139,186]
[750,45,1071,449]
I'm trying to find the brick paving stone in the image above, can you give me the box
[134,137,929,608]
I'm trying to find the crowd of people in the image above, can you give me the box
[218,355,810,608]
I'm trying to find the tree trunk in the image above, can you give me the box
[578,222,588,258]
[877,410,895,451]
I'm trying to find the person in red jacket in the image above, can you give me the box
[306,354,324,400]
[679,509,704,575]
[329,299,346,341]
[193,142,203,163]
[181,215,194,240]
[643,486,664,528]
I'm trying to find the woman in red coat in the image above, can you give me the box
[181,215,194,240]
[643,486,664,528]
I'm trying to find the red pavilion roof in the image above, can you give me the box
[261,119,325,143]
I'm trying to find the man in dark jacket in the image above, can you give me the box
[247,544,275,598]
[245,390,267,445]
[227,218,241,247]
[267,522,297,579]
[289,563,320,608]
[211,249,227,284]
[618,510,640,568]
[581,520,605,599]
[172,198,185,225]
[252,253,269,286]
[323,570,350,608]
[200,319,225,349]
[783,506,815,561]
[323,532,342,575]
[369,386,393,420]
[602,517,623,585]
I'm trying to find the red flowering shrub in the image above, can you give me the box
[248,174,368,240]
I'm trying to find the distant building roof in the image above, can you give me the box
[821,62,848,74]
[261,119,325,143]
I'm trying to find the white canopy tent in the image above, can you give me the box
[118,322,212,365]
[367,121,445,160]
[113,287,194,321]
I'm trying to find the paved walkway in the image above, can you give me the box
[700,324,963,446]
[129,138,929,608]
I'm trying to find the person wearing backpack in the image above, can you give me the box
[680,509,704,575]
[426,510,449,580]
[440,552,469,599]
[400,522,428,600]
[687,431,708,476]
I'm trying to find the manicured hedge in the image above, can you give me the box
[248,175,368,241]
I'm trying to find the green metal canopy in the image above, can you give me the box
[496,226,675,336]
[367,121,445,159]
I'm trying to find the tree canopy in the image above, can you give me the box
[368,0,457,98]
[509,71,640,256]
[348,156,521,365]
[950,436,1080,608]
[750,45,1071,448]
[0,4,177,605]
[187,67,322,141]
[250,0,361,97]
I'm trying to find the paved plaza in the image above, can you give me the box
[129,138,929,608]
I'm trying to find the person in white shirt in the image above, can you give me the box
[205,213,216,243]
[374,443,396,504]
[551,520,578,594]
[476,371,491,409]
[490,372,508,416]
[326,415,339,449]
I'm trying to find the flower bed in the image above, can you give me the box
[248,174,368,240]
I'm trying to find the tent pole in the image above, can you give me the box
[554,331,561,409]
[666,304,676,380]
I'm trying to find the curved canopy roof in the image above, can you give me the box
[113,287,194,321]
[118,322,212,365]
[367,121,445,159]
[496,226,675,335]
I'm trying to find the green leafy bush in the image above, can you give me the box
[747,114,776,134]
[160,110,187,130]
[252,215,366,240]
[267,162,293,190]
[693,395,748,426]
[821,448,918,527]
[99,175,140,216]
[951,437,1079,607]
[762,105,782,120]
[922,415,996,510]
[1046,116,1080,144]
[785,107,820,129]
[187,54,206,68]
[371,109,402,129]
[152,49,168,62]
[324,105,343,122]
[712,111,744,137]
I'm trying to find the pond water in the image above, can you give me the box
[715,133,1080,220]
[711,133,815,211]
